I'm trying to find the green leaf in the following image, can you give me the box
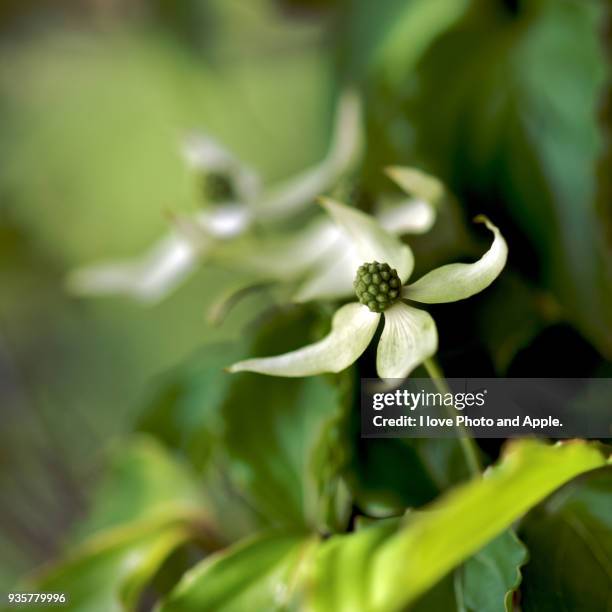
[309,520,399,610]
[342,0,471,82]
[309,369,354,533]
[158,532,317,612]
[406,0,612,355]
[23,438,209,612]
[137,342,247,471]
[157,525,525,612]
[222,370,343,527]
[29,521,191,612]
[71,436,205,542]
[519,466,612,611]
[412,529,527,612]
[309,440,605,611]
[137,340,271,542]
[349,425,474,516]
[459,530,526,612]
[139,307,351,533]
[475,271,546,373]
[222,307,348,528]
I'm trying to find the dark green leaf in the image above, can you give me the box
[459,529,526,611]
[221,306,347,529]
[137,342,247,471]
[519,466,612,612]
[341,0,471,82]
[140,306,351,532]
[404,0,612,355]
[412,529,527,612]
[350,435,474,516]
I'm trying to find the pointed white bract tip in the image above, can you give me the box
[181,132,235,171]
[385,166,445,206]
[473,214,495,230]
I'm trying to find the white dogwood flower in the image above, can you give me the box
[228,199,507,379]
[292,166,444,302]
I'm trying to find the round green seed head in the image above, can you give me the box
[354,261,402,313]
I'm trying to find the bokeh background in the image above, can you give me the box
[0,0,610,594]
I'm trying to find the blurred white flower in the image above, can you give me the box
[67,89,363,303]
[67,88,445,312]
[228,199,507,379]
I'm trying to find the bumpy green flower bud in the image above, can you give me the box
[354,261,401,313]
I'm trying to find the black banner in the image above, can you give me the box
[361,378,612,438]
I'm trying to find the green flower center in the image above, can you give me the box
[202,172,236,203]
[354,261,401,313]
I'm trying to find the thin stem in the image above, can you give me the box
[423,358,481,476]
[453,568,468,612]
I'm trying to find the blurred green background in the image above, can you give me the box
[0,0,610,596]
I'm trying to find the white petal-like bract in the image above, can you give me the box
[377,198,436,235]
[182,134,237,171]
[228,302,380,376]
[402,216,508,303]
[385,166,445,206]
[376,302,438,379]
[320,197,414,283]
[66,232,205,303]
[240,218,342,279]
[256,89,363,219]
[195,205,252,239]
[293,242,362,302]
